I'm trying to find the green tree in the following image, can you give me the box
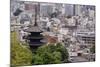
[32,54,44,65]
[32,45,61,64]
[32,43,69,65]
[56,43,69,62]
[11,32,33,66]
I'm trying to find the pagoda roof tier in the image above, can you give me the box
[29,42,44,46]
[27,37,43,39]
[25,25,42,32]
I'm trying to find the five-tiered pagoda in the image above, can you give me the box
[25,3,45,48]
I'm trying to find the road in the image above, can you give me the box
[69,56,89,63]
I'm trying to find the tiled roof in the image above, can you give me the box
[25,25,42,32]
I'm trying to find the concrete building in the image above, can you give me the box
[64,4,74,16]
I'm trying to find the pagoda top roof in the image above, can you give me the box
[25,25,42,32]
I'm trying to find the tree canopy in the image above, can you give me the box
[32,43,69,65]
[11,32,33,66]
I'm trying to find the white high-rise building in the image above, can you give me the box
[40,3,54,17]
[61,4,65,15]
[74,5,82,16]
[88,9,95,19]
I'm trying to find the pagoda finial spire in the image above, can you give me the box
[34,3,40,26]
[34,4,38,26]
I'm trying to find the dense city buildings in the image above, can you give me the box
[11,0,95,64]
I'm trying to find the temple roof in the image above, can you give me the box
[25,25,42,32]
